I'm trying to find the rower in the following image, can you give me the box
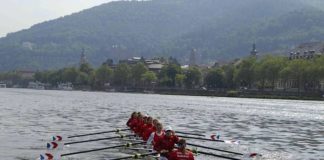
[133,112,144,135]
[138,116,149,137]
[152,119,159,130]
[169,139,194,160]
[127,112,139,133]
[154,126,179,160]
[147,122,164,149]
[126,112,137,128]
[142,116,154,141]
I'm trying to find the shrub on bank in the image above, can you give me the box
[226,90,239,97]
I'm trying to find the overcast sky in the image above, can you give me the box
[0,0,114,38]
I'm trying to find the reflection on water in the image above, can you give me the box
[0,88,323,160]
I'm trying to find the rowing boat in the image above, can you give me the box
[40,124,262,160]
[115,130,159,160]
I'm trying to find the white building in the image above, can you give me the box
[0,83,6,88]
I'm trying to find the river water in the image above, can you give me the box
[0,88,323,160]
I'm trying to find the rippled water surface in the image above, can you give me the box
[0,88,323,160]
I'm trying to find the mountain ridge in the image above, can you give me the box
[1,0,324,71]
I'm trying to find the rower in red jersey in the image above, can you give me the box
[154,126,179,160]
[152,119,159,130]
[126,112,137,129]
[133,112,144,135]
[169,139,194,160]
[138,116,149,137]
[142,117,155,141]
[147,122,164,150]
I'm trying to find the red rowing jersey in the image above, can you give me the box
[138,123,147,137]
[153,132,164,145]
[146,131,165,151]
[126,117,133,127]
[142,124,154,141]
[154,135,179,152]
[134,119,143,134]
[168,149,194,160]
[128,118,138,132]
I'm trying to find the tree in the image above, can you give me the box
[168,56,180,66]
[234,57,257,88]
[204,68,225,89]
[79,63,94,75]
[159,64,181,87]
[304,61,320,91]
[131,63,148,87]
[34,71,50,83]
[280,59,308,93]
[95,65,113,87]
[0,71,22,85]
[175,74,186,88]
[141,71,157,87]
[316,56,324,80]
[62,67,79,83]
[254,56,286,90]
[88,71,96,87]
[302,56,324,91]
[114,63,131,86]
[184,67,202,89]
[222,64,235,88]
[48,70,63,86]
[253,59,267,90]
[76,72,90,85]
[102,59,113,66]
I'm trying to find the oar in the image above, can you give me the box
[188,142,241,155]
[47,134,136,149]
[188,142,242,155]
[108,152,158,160]
[64,134,135,145]
[128,147,153,152]
[176,131,205,137]
[40,142,146,159]
[118,138,145,143]
[67,128,130,138]
[188,143,262,158]
[192,149,242,160]
[62,142,145,156]
[179,135,239,144]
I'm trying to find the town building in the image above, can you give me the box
[288,50,316,60]
[16,70,35,79]
[119,57,165,72]
[28,81,45,90]
[0,82,6,88]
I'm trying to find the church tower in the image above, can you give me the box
[80,48,87,65]
[250,43,258,57]
[189,48,197,67]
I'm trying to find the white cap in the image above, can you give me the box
[165,126,173,131]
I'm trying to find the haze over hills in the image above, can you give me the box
[1,0,324,71]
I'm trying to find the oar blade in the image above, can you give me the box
[67,128,130,138]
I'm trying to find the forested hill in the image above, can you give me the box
[1,0,324,71]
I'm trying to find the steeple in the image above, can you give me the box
[250,43,258,57]
[189,48,197,67]
[80,48,87,65]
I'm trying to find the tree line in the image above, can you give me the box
[1,55,324,92]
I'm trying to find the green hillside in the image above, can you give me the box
[0,0,324,71]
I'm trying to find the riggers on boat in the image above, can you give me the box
[117,135,159,160]
[39,111,262,160]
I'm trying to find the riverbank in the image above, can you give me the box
[5,86,323,101]
[107,87,324,101]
